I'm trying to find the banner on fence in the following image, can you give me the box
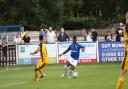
[17,44,57,64]
[98,41,124,62]
[58,42,97,64]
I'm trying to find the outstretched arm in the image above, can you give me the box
[59,49,69,56]
[30,47,40,55]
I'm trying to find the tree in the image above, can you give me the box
[0,0,41,28]
[0,0,127,30]
[39,0,64,28]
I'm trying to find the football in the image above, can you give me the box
[72,72,78,78]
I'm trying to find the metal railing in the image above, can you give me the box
[0,45,16,67]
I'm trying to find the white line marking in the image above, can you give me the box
[0,82,27,88]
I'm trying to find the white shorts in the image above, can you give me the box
[67,56,78,67]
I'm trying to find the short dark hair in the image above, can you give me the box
[73,36,77,40]
[39,35,43,41]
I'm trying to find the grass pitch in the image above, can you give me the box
[0,63,128,89]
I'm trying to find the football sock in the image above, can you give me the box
[69,69,73,76]
[64,65,68,75]
[116,77,125,89]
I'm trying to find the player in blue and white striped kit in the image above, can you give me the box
[59,36,85,78]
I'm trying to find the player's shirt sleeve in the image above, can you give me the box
[67,44,72,51]
[79,44,85,49]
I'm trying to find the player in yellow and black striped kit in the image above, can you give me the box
[116,12,128,89]
[30,35,48,81]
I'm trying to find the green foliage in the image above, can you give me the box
[63,0,83,18]
[39,0,64,28]
[63,17,107,30]
[0,0,128,30]
[118,0,128,13]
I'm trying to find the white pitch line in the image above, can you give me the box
[0,82,27,88]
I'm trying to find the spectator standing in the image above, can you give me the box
[39,28,48,43]
[115,23,123,41]
[39,28,45,37]
[22,31,31,43]
[1,38,7,59]
[105,31,113,41]
[86,31,93,42]
[20,27,26,38]
[47,26,56,43]
[43,29,48,43]
[91,28,98,41]
[0,37,2,45]
[57,27,69,42]
[15,32,22,44]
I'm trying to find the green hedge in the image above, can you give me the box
[63,17,108,30]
